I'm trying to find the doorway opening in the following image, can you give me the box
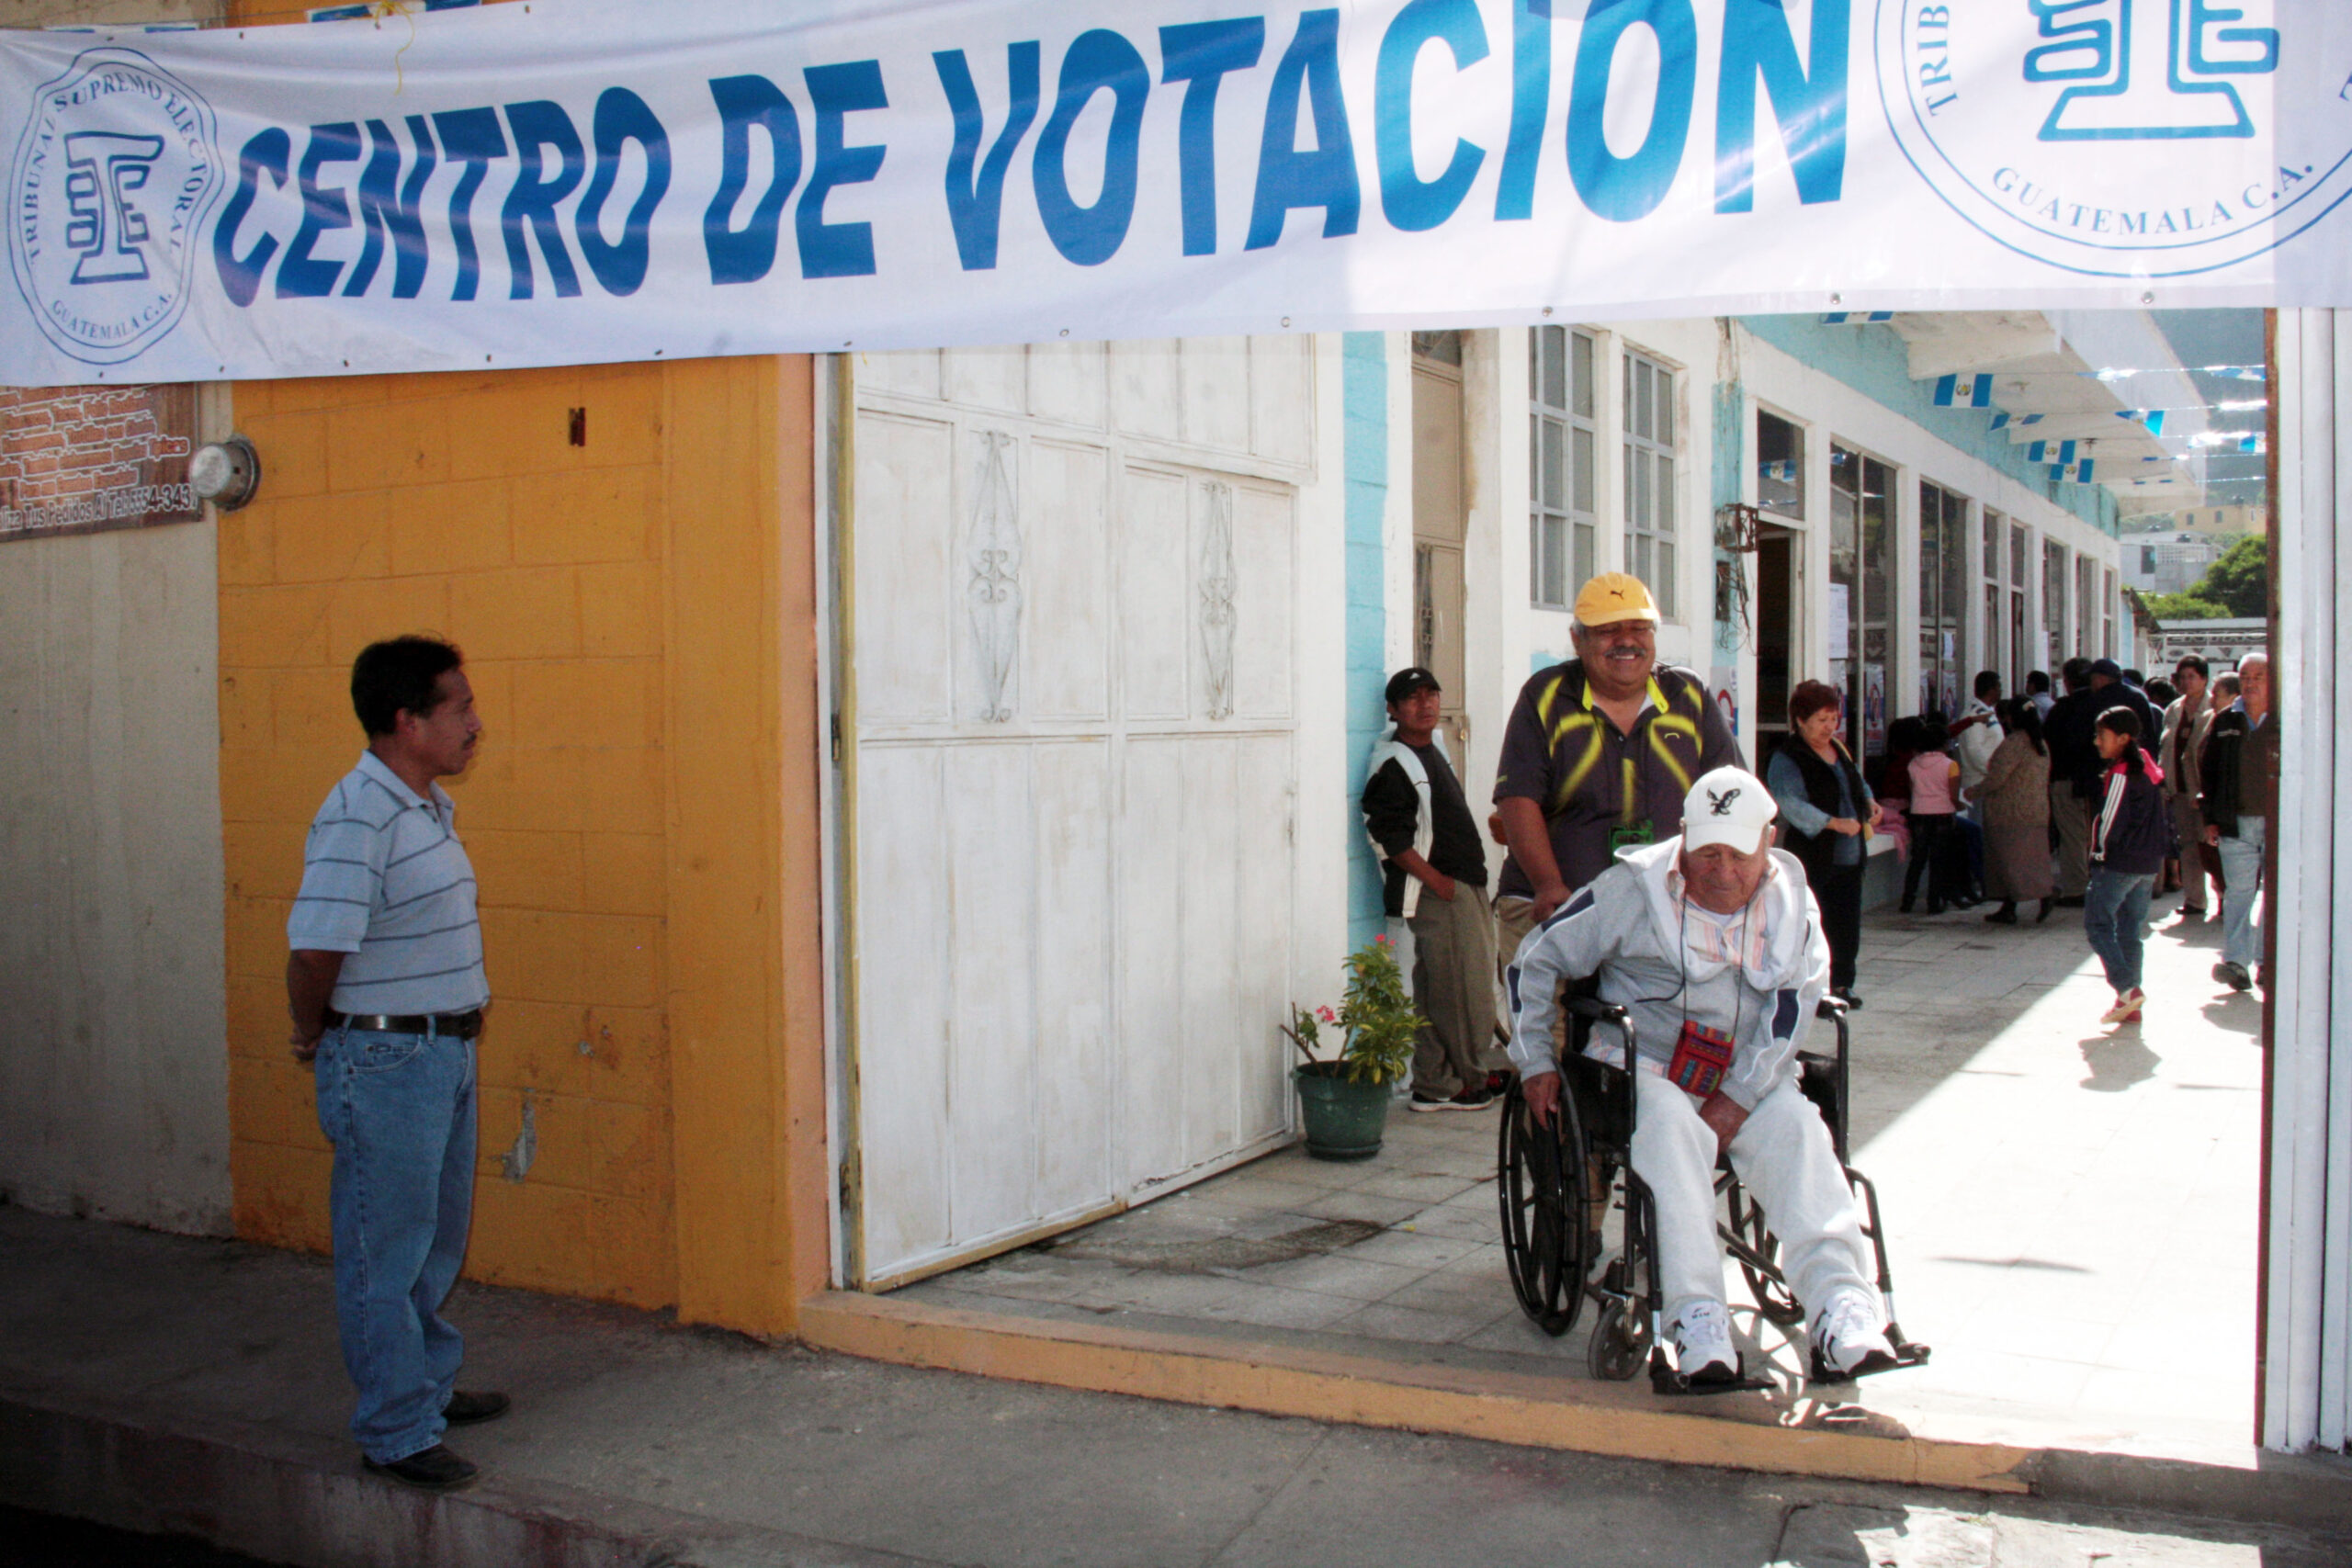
[1752,524,1798,749]
[1413,330,1469,761]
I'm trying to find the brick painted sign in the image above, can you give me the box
[0,383,199,541]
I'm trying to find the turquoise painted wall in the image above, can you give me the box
[1738,314,2121,537]
[1712,378,1746,660]
[1342,333,1388,953]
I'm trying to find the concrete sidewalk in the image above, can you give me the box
[898,897,2269,1472]
[3,1206,2347,1568]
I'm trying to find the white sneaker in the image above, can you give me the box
[1669,1299,1738,1380]
[1811,1292,1896,1379]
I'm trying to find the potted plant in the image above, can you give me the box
[1282,935,1421,1161]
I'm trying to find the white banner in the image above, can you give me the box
[6,0,2349,385]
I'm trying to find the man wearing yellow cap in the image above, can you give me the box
[1492,572,1742,975]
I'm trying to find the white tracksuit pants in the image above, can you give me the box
[1630,1070,1880,1335]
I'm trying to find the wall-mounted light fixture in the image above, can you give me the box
[189,434,261,512]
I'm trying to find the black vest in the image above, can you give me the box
[1776,735,1864,884]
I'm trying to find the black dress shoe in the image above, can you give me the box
[365,1443,478,1492]
[444,1390,510,1427]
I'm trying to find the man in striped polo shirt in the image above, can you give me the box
[288,635,504,1492]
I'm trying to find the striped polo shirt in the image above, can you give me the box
[288,750,489,1016]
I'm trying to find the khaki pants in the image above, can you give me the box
[1494,894,1570,1068]
[1408,883,1498,1097]
[2167,795,2210,911]
[2050,780,2093,898]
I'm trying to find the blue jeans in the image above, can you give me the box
[313,1022,478,1463]
[2084,868,2155,996]
[2216,815,2267,970]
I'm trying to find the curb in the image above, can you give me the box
[0,1383,933,1568]
[797,1291,2352,1532]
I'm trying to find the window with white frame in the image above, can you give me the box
[2044,538,2068,670]
[1530,325,1597,609]
[2076,554,2098,659]
[1979,509,2000,691]
[1757,410,1804,518]
[1623,349,1677,617]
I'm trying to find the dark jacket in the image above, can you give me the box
[2043,688,2102,793]
[1770,734,1871,884]
[2200,703,2278,839]
[2089,753,2170,876]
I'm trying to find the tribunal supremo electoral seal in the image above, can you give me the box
[9,47,221,367]
[1874,0,2352,276]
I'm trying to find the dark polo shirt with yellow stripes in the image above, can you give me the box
[1491,660,1741,900]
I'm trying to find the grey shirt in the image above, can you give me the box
[288,750,489,1016]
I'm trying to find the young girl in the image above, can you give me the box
[2086,707,2170,1025]
[1901,718,1963,914]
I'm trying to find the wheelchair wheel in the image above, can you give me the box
[1725,1184,1803,1325]
[1589,1295,1651,1381]
[1498,1076,1589,1337]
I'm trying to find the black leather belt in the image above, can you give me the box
[326,1009,483,1039]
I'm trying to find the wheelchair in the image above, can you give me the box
[1495,990,1929,1394]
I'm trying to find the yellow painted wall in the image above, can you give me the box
[219,355,829,1332]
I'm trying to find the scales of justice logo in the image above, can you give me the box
[9,48,222,366]
[1874,1,2352,276]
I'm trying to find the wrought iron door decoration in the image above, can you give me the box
[1200,480,1238,720]
[967,429,1022,722]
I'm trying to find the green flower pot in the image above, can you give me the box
[1295,1062,1393,1162]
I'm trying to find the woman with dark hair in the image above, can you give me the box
[1967,697,2055,924]
[2086,705,2169,1025]
[1766,679,1881,1007]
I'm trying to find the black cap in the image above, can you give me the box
[2089,657,2123,679]
[1385,666,1441,705]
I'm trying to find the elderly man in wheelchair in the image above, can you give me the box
[1505,765,1924,1393]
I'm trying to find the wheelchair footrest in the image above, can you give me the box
[1808,1335,1931,1386]
[1647,1350,1775,1397]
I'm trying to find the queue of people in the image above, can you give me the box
[1855,650,2270,1027]
[1364,570,2272,1117]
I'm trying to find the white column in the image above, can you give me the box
[2264,308,2352,1453]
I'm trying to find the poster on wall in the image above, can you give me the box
[0,383,198,541]
[1710,665,1739,740]
[5,0,2350,386]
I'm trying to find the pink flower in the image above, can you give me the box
[1317,1006,1337,1023]
[1374,934,1391,945]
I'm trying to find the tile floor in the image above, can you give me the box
[900,891,2264,1464]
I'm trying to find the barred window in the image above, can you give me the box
[1529,325,1596,609]
[1623,349,1677,618]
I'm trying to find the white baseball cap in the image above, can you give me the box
[1680,766,1778,854]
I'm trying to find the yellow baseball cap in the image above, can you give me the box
[1571,571,1661,627]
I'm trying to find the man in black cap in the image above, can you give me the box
[1363,667,1497,1111]
[2089,658,2159,748]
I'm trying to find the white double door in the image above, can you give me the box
[844,339,1314,1288]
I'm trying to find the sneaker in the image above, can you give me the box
[2212,961,2252,992]
[2098,988,2145,1026]
[1408,1086,1494,1112]
[364,1443,477,1492]
[1669,1299,1738,1381]
[1810,1292,1898,1381]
